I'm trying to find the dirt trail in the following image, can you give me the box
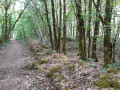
[0,40,32,90]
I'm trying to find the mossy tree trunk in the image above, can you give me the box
[104,0,113,67]
[75,0,86,60]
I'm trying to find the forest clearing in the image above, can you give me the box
[0,0,120,90]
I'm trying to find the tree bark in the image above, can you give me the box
[51,0,58,50]
[91,0,100,62]
[44,0,53,49]
[57,0,62,53]
[75,0,86,60]
[63,0,67,54]
[87,0,92,58]
[104,0,113,67]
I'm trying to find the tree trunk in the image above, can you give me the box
[87,0,92,58]
[44,0,53,49]
[51,0,58,50]
[75,0,86,60]
[91,0,100,62]
[104,0,112,67]
[63,0,67,54]
[57,0,62,53]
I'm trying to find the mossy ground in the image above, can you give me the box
[94,74,120,89]
[27,40,120,90]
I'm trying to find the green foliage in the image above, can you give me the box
[87,58,96,62]
[101,68,107,73]
[81,78,87,83]
[108,61,120,70]
[16,12,36,39]
[51,49,57,53]
[101,67,118,74]
[67,65,75,71]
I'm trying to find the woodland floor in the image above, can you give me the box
[0,40,120,90]
[0,40,55,90]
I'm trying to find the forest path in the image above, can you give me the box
[0,40,32,90]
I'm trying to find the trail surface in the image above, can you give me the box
[0,40,32,90]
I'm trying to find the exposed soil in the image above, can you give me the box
[0,40,34,90]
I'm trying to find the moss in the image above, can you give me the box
[61,55,69,61]
[25,62,38,70]
[82,64,87,68]
[45,49,51,55]
[58,84,62,90]
[29,45,34,51]
[52,80,56,84]
[58,73,64,81]
[64,62,70,65]
[38,58,49,65]
[46,72,53,77]
[37,66,42,71]
[64,78,68,82]
[36,52,41,57]
[94,74,120,89]
[51,74,57,81]
[107,68,118,74]
[76,60,85,65]
[65,87,69,90]
[35,55,39,60]
[53,54,61,59]
[36,45,39,48]
[93,74,100,78]
[67,65,75,71]
[49,65,61,73]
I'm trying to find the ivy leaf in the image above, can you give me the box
[101,68,107,73]
[82,78,87,83]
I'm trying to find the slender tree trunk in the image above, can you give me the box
[91,0,100,62]
[75,0,86,60]
[87,0,92,58]
[104,0,112,67]
[22,24,26,39]
[51,0,58,50]
[57,0,62,53]
[4,0,8,40]
[112,21,120,63]
[44,0,53,49]
[63,0,67,54]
